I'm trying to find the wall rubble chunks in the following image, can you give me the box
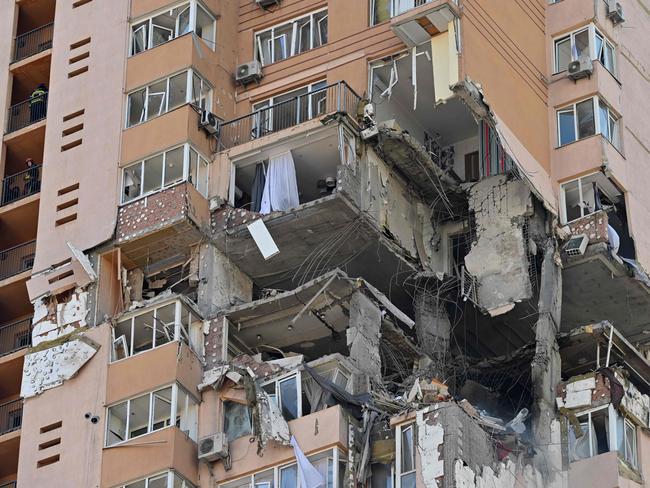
[21,333,100,398]
[415,408,445,487]
[347,290,382,380]
[31,287,90,347]
[464,174,535,316]
[413,274,451,375]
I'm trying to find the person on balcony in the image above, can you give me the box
[23,158,40,195]
[29,84,48,123]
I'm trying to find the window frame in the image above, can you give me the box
[254,8,328,66]
[121,143,211,204]
[395,422,416,488]
[128,0,217,56]
[218,448,345,488]
[105,383,199,447]
[261,371,303,421]
[110,298,202,361]
[552,24,617,75]
[120,469,197,488]
[556,96,620,148]
[125,68,212,129]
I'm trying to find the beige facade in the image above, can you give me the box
[1,0,650,487]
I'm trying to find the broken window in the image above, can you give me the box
[263,373,301,421]
[556,96,621,147]
[559,172,621,224]
[221,449,345,488]
[252,81,327,137]
[111,299,201,361]
[553,25,616,75]
[398,424,416,488]
[126,69,212,128]
[106,383,198,446]
[464,151,479,182]
[129,1,216,55]
[371,0,436,25]
[121,470,197,488]
[223,400,252,441]
[617,415,638,468]
[254,9,328,66]
[121,143,210,203]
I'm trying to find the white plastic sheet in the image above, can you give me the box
[260,151,299,214]
[290,435,325,488]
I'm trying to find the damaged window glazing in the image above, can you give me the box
[556,96,620,148]
[121,143,210,203]
[126,69,212,128]
[120,470,197,488]
[553,24,616,75]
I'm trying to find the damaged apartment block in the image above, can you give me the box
[11,1,650,488]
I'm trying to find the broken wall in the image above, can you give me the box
[464,175,534,315]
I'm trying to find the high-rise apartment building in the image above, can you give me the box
[0,0,648,487]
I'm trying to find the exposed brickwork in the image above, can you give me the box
[211,205,262,232]
[567,210,609,244]
[116,183,207,243]
[556,372,611,409]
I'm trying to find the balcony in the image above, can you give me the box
[6,95,47,134]
[0,241,36,282]
[12,23,54,63]
[1,166,41,207]
[0,318,31,358]
[0,399,22,437]
[217,81,361,150]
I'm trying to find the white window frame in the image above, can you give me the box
[105,383,199,447]
[622,418,638,468]
[552,24,616,75]
[262,372,303,420]
[395,422,416,488]
[218,448,344,488]
[370,0,441,25]
[121,143,211,204]
[126,69,212,128]
[594,29,616,75]
[129,0,216,56]
[254,8,328,65]
[556,96,620,148]
[119,470,197,488]
[110,298,200,361]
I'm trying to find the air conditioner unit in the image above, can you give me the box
[235,61,263,86]
[198,433,228,462]
[200,110,220,135]
[567,57,593,81]
[564,234,589,257]
[606,1,625,24]
[256,0,280,7]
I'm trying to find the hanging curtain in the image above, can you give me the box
[260,151,299,214]
[250,162,266,213]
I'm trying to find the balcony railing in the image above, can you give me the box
[13,22,54,62]
[0,399,22,436]
[1,166,41,206]
[0,317,32,357]
[0,240,36,281]
[218,81,361,150]
[6,94,48,134]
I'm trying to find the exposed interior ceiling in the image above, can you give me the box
[371,46,476,146]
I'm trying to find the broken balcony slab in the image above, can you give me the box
[559,321,650,395]
[211,193,419,312]
[561,242,650,343]
[115,182,210,270]
[390,0,460,47]
[210,269,418,367]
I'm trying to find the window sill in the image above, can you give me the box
[257,43,328,71]
[109,338,186,365]
[124,102,195,131]
[119,179,188,207]
[127,31,216,59]
[105,424,175,449]
[555,133,623,157]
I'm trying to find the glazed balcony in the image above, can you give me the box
[12,23,54,63]
[1,166,41,206]
[6,96,47,134]
[217,81,361,150]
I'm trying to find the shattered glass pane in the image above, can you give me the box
[279,375,299,420]
[224,401,252,441]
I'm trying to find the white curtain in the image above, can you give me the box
[260,151,299,214]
